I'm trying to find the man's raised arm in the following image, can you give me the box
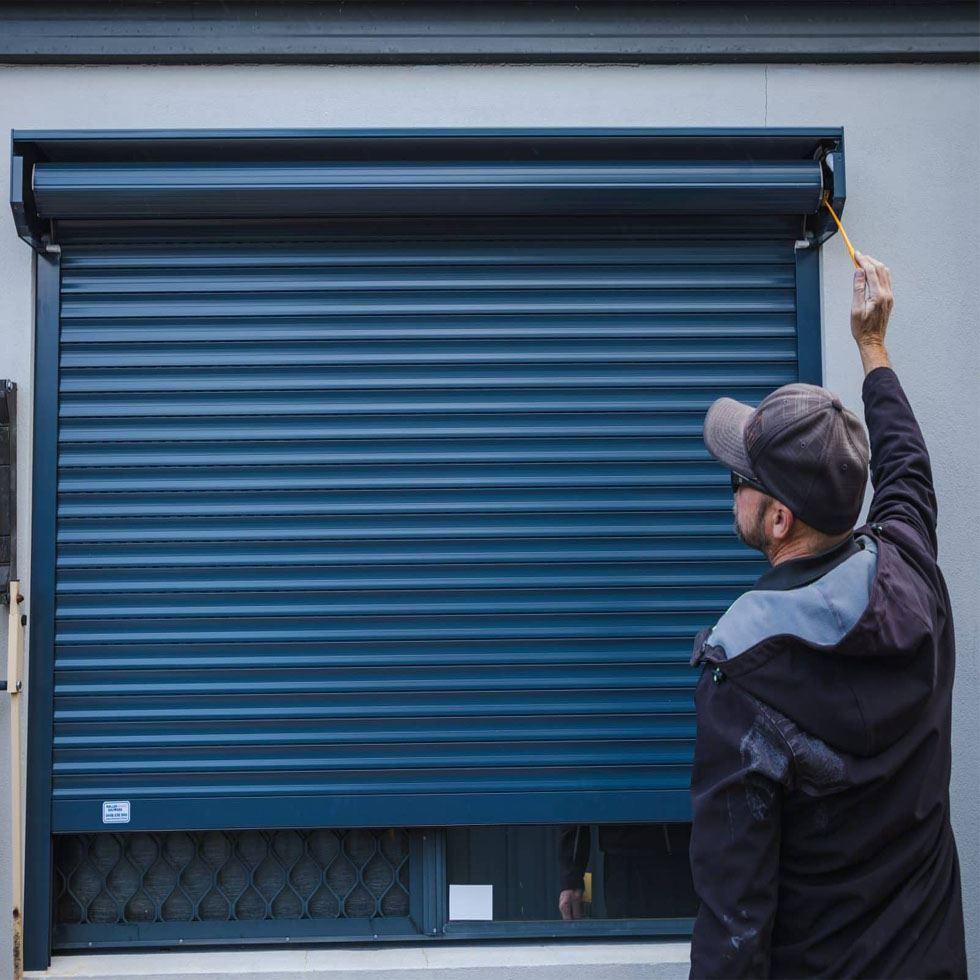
[852,253,939,556]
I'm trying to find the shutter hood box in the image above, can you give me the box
[11,128,846,250]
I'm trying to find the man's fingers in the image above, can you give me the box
[850,251,893,350]
[863,260,882,301]
[869,258,893,299]
[856,252,875,287]
[857,252,882,275]
[859,253,891,283]
[854,252,893,304]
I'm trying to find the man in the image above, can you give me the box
[689,252,967,978]
[557,824,696,920]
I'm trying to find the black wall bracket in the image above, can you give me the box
[1,380,16,596]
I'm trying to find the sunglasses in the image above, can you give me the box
[730,471,765,494]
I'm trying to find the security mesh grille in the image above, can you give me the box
[54,829,410,925]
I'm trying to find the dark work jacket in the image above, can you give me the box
[689,368,966,979]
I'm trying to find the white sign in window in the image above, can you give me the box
[448,884,493,921]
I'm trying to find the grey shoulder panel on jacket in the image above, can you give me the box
[709,537,878,660]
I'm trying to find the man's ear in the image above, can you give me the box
[769,501,795,542]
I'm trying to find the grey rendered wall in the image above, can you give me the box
[0,65,976,980]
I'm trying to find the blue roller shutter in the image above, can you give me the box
[51,225,806,832]
[13,130,839,838]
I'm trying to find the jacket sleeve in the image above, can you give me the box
[862,366,939,556]
[689,673,792,980]
[558,825,590,891]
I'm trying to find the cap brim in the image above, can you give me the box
[703,397,758,478]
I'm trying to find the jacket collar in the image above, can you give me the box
[752,535,863,593]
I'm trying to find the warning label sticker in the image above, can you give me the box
[102,801,131,824]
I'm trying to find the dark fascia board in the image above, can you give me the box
[12,126,845,161]
[0,2,976,65]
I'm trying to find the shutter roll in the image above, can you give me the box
[33,161,823,218]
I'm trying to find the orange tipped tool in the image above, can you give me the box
[822,196,860,269]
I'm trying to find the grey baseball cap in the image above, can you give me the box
[703,383,870,535]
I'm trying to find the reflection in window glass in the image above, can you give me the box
[447,824,697,921]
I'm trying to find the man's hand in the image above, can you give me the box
[851,251,893,376]
[558,887,585,920]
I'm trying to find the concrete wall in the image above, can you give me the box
[0,64,977,980]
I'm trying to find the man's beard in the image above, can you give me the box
[734,494,773,553]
